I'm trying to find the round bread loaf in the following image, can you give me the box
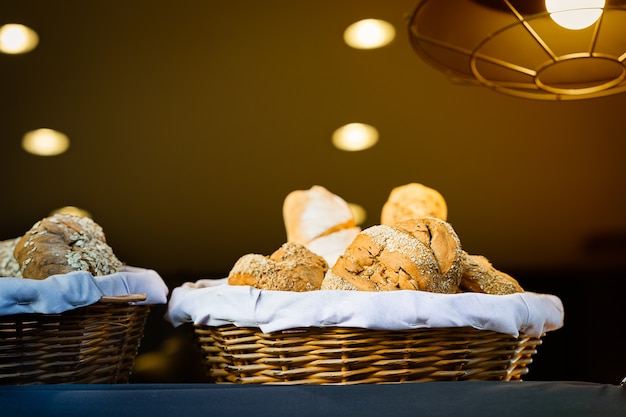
[381,183,448,225]
[13,214,124,280]
[0,237,21,277]
[228,241,328,291]
[324,217,463,293]
[459,252,524,295]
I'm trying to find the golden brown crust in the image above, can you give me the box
[13,214,124,280]
[393,217,464,283]
[320,271,359,291]
[328,218,463,293]
[459,252,524,295]
[0,237,21,277]
[228,242,328,292]
[381,183,448,225]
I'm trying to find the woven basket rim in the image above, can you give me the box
[193,323,543,385]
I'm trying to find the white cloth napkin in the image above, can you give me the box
[0,266,169,315]
[165,279,564,338]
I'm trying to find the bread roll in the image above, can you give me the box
[283,185,357,245]
[324,217,463,293]
[13,214,124,280]
[320,271,359,291]
[228,242,328,291]
[0,237,21,277]
[381,183,447,225]
[459,252,524,295]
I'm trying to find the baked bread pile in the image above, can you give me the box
[323,217,463,293]
[0,213,124,280]
[228,183,523,295]
[228,242,328,292]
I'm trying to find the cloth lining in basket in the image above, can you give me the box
[165,279,564,338]
[0,266,168,315]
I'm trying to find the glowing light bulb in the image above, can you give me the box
[22,128,70,156]
[545,0,605,30]
[343,19,395,49]
[0,24,39,54]
[332,123,379,151]
[348,203,367,226]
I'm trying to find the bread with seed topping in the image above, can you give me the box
[228,242,328,291]
[322,217,463,293]
[459,252,524,295]
[13,214,124,280]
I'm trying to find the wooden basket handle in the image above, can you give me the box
[99,293,147,303]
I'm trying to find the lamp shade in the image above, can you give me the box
[408,0,626,100]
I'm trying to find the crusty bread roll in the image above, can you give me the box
[381,183,447,225]
[283,185,357,245]
[13,214,124,280]
[0,237,21,277]
[322,217,463,293]
[320,271,358,291]
[460,252,524,295]
[228,242,328,292]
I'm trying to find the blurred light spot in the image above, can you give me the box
[332,123,378,151]
[343,19,395,49]
[349,203,367,226]
[22,128,70,156]
[50,206,92,218]
[0,24,39,54]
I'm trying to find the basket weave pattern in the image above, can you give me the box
[195,325,542,384]
[0,299,150,384]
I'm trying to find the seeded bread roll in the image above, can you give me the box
[381,183,448,225]
[0,237,21,277]
[228,242,328,292]
[323,217,463,293]
[460,252,524,295]
[13,214,124,280]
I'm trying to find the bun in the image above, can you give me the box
[460,252,524,295]
[324,217,463,293]
[228,242,328,291]
[320,271,358,291]
[0,237,21,277]
[283,185,357,245]
[381,183,447,225]
[13,214,124,280]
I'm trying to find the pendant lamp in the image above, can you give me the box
[408,0,626,100]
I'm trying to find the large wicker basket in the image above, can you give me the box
[0,294,150,385]
[193,324,542,384]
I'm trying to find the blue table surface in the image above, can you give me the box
[1,381,624,417]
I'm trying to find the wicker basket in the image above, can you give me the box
[0,294,150,385]
[193,324,542,384]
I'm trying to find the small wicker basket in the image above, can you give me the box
[194,324,542,384]
[0,294,150,385]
